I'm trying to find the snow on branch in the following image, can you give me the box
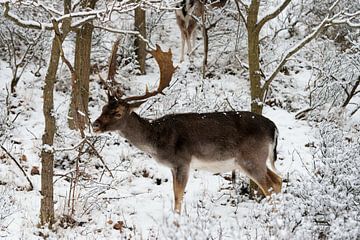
[256,0,292,31]
[21,0,63,16]
[2,2,53,30]
[332,10,360,28]
[94,25,155,50]
[262,17,333,95]
[1,0,140,31]
[261,5,359,97]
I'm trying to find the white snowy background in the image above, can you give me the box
[0,0,359,239]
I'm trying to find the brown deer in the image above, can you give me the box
[175,0,227,62]
[93,45,282,213]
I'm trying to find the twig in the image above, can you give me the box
[256,0,292,32]
[84,138,114,178]
[102,192,147,200]
[0,145,34,191]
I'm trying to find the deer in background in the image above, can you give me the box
[175,0,227,62]
[93,44,282,213]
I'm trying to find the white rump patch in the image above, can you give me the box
[266,143,275,171]
[190,157,237,173]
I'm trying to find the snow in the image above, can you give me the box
[1,2,359,240]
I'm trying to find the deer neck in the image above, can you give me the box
[118,112,155,153]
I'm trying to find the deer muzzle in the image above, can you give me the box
[92,120,102,133]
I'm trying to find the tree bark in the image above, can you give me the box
[202,11,209,79]
[134,5,147,74]
[40,34,60,227]
[40,0,72,226]
[247,0,263,115]
[68,0,97,130]
[247,0,263,195]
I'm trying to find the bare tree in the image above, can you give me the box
[236,0,360,114]
[68,0,98,130]
[233,0,360,194]
[134,3,147,74]
[40,0,72,226]
[0,25,41,93]
[1,0,176,226]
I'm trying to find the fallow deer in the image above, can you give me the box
[175,0,227,62]
[93,44,282,213]
[175,0,204,62]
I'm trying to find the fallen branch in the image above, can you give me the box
[0,145,34,191]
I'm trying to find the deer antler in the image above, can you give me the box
[107,38,120,82]
[97,38,124,99]
[123,44,176,103]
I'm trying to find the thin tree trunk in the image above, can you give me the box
[40,35,60,227]
[247,0,263,115]
[247,0,263,195]
[40,0,71,226]
[68,0,97,130]
[134,5,147,74]
[202,11,208,79]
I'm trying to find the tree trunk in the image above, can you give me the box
[68,0,97,130]
[134,5,147,74]
[247,0,263,195]
[247,0,263,115]
[40,35,60,227]
[202,11,209,79]
[40,0,72,226]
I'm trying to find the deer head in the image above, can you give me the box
[93,43,176,133]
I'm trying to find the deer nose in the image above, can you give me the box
[92,121,101,132]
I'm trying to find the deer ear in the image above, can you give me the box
[127,101,146,112]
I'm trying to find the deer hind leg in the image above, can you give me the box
[243,166,281,196]
[185,30,192,56]
[171,165,190,213]
[237,158,281,196]
[267,168,282,193]
[187,20,197,56]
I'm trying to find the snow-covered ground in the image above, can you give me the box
[1,7,359,240]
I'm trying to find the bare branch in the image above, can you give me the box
[53,28,75,75]
[93,25,155,50]
[234,0,247,28]
[1,145,34,191]
[332,10,360,28]
[26,1,63,16]
[2,2,53,30]
[342,76,360,108]
[71,16,97,29]
[2,1,139,31]
[256,0,292,32]
[261,9,346,96]
[84,138,114,178]
[236,0,249,12]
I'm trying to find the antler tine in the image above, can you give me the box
[107,38,120,82]
[99,37,124,100]
[123,44,176,103]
